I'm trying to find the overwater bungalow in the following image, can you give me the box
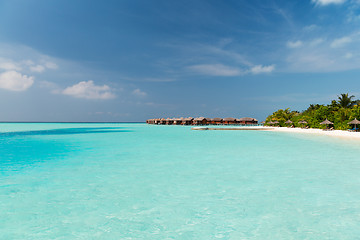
[211,118,223,125]
[237,117,258,125]
[223,117,237,125]
[146,116,259,126]
[193,117,207,125]
[166,118,174,125]
[173,118,183,125]
[182,117,193,125]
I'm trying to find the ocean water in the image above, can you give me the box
[1,123,360,239]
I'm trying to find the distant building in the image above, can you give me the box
[146,116,258,125]
[193,117,207,125]
[223,117,237,125]
[237,117,258,125]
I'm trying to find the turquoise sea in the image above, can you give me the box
[1,123,360,239]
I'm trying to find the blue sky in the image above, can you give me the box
[0,0,359,121]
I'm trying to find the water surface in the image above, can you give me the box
[1,123,360,239]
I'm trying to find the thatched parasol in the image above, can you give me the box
[320,119,333,129]
[320,119,333,125]
[272,120,279,126]
[348,118,360,131]
[298,120,308,128]
[285,120,293,124]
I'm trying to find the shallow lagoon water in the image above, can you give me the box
[1,123,360,239]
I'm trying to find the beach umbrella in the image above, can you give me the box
[285,120,293,124]
[348,118,360,131]
[320,119,333,125]
[298,120,308,128]
[320,119,333,129]
[266,121,273,125]
[272,120,279,126]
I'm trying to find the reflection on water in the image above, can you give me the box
[0,127,131,137]
[0,127,130,173]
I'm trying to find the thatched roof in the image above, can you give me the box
[272,120,279,124]
[238,117,256,121]
[285,120,293,124]
[298,120,308,124]
[182,117,193,121]
[320,119,333,125]
[348,118,360,124]
[212,118,223,121]
[194,117,206,121]
[223,117,236,121]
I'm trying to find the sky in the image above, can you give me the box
[0,0,360,122]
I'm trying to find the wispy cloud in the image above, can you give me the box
[309,38,325,46]
[30,65,46,73]
[330,36,352,48]
[0,59,22,71]
[44,62,58,69]
[284,30,360,72]
[0,57,58,74]
[250,65,275,74]
[287,40,303,48]
[312,0,347,6]
[345,52,353,58]
[303,24,318,32]
[62,80,115,100]
[188,64,242,76]
[0,71,34,91]
[132,88,147,97]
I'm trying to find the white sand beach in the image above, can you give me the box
[269,126,360,140]
[192,126,360,140]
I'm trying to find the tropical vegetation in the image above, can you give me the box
[265,93,360,130]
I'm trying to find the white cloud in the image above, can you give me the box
[310,38,325,46]
[0,59,21,71]
[345,52,353,58]
[132,88,147,97]
[30,64,46,73]
[62,80,115,100]
[312,0,346,5]
[303,24,318,32]
[250,65,275,74]
[23,60,35,66]
[29,62,57,72]
[287,40,303,48]
[44,62,58,69]
[331,36,352,48]
[0,71,34,91]
[188,64,242,76]
[0,56,58,73]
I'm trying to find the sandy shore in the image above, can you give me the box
[192,125,360,140]
[268,126,360,140]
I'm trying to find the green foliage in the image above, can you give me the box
[265,93,360,130]
[337,93,355,108]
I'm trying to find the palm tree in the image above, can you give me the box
[337,93,355,108]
